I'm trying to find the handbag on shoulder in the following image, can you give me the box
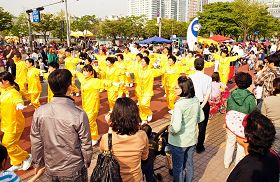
[90,133,122,182]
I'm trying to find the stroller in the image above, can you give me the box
[209,90,230,119]
[141,124,172,182]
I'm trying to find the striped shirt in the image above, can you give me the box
[0,170,22,182]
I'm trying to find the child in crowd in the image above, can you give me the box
[254,64,264,104]
[0,145,22,182]
[211,72,227,100]
[141,124,158,182]
[37,57,47,72]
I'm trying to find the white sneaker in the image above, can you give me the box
[224,164,230,169]
[70,93,74,96]
[22,154,32,170]
[160,85,164,88]
[163,94,166,97]
[141,120,148,125]
[126,94,129,97]
[129,83,133,87]
[92,140,99,146]
[168,110,174,114]
[75,93,80,97]
[136,102,139,106]
[8,164,23,171]
[147,115,152,122]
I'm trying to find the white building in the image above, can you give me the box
[128,0,160,19]
[259,0,280,18]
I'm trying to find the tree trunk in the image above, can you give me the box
[243,30,247,42]
[43,32,47,44]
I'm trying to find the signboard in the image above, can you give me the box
[32,10,41,22]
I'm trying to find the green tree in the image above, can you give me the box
[99,19,123,40]
[32,13,59,43]
[71,15,99,36]
[0,7,13,32]
[51,10,67,41]
[198,2,239,37]
[143,19,158,38]
[231,0,264,41]
[8,13,28,42]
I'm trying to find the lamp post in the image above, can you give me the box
[63,0,71,47]
[26,9,33,51]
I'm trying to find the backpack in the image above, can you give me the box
[90,133,122,182]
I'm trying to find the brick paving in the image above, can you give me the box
[22,112,234,182]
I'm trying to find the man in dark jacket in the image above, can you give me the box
[224,72,257,169]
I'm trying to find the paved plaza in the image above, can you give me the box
[20,112,235,182]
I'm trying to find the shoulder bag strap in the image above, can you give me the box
[108,133,112,151]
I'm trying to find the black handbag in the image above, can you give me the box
[90,133,122,182]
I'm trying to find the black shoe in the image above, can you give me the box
[196,146,205,154]
[169,169,173,176]
[228,80,233,84]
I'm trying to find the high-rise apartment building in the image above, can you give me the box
[128,0,160,19]
[128,0,208,21]
[259,0,280,18]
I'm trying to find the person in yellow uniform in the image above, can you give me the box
[43,62,59,102]
[13,52,29,100]
[76,65,112,145]
[26,58,42,109]
[115,54,129,97]
[101,57,121,111]
[123,47,135,87]
[212,50,240,85]
[131,53,144,100]
[130,56,163,123]
[159,48,170,90]
[163,55,182,114]
[0,71,32,171]
[64,48,81,96]
[184,52,196,76]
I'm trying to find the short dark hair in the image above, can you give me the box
[116,54,124,60]
[143,56,150,65]
[178,76,195,98]
[245,110,275,156]
[14,51,22,59]
[136,53,143,59]
[0,71,19,91]
[266,52,280,67]
[141,124,152,138]
[26,58,35,66]
[110,97,141,135]
[235,72,252,89]
[65,48,71,53]
[194,58,205,71]
[0,145,8,169]
[82,64,97,78]
[48,62,59,69]
[168,55,176,63]
[48,69,72,95]
[273,77,280,95]
[143,50,149,56]
[211,72,220,82]
[106,57,116,64]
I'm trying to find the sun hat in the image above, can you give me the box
[225,110,248,139]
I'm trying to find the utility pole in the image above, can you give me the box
[64,0,71,47]
[26,10,33,51]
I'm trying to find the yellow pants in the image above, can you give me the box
[126,74,132,84]
[87,111,99,140]
[118,84,129,97]
[2,132,28,166]
[71,77,79,94]
[166,89,176,110]
[161,75,166,87]
[30,92,41,109]
[220,73,229,85]
[108,91,118,111]
[139,96,152,121]
[19,84,30,100]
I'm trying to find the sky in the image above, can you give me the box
[0,0,128,18]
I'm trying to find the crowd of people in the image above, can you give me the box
[0,39,280,182]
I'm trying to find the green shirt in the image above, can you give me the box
[168,97,204,147]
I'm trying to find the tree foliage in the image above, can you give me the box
[0,7,13,32]
[32,13,59,43]
[8,12,28,41]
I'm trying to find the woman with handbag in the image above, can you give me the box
[99,97,149,182]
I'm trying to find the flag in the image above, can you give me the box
[187,17,200,51]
